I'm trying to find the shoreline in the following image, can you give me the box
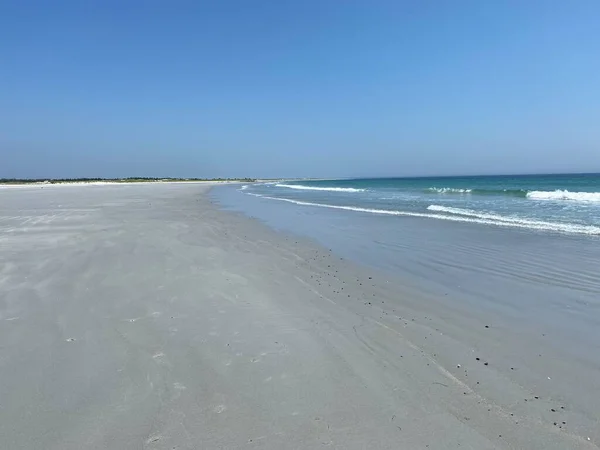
[1,183,597,449]
[0,180,248,188]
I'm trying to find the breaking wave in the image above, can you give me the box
[243,193,600,235]
[275,184,365,193]
[526,190,600,202]
[427,187,472,194]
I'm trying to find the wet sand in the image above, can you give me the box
[0,183,597,449]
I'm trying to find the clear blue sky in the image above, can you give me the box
[2,1,599,179]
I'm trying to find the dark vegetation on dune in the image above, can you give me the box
[1,177,256,184]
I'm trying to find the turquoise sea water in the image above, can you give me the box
[215,173,600,378]
[242,173,600,235]
[214,174,600,442]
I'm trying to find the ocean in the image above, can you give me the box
[213,173,600,362]
[211,174,600,442]
[241,173,600,236]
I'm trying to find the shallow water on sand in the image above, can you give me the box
[242,174,600,235]
[213,183,600,363]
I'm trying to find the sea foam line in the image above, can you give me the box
[244,193,600,235]
[427,205,586,228]
[526,190,600,202]
[275,184,365,193]
[427,187,472,194]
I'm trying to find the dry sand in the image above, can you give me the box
[0,183,597,449]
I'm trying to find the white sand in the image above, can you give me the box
[0,183,596,449]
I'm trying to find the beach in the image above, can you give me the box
[1,182,598,449]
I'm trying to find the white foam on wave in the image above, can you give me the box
[526,190,600,202]
[240,185,249,190]
[427,204,600,234]
[429,204,565,225]
[427,187,472,194]
[243,193,600,235]
[275,184,365,193]
[427,204,526,222]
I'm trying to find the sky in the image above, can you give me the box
[1,1,599,179]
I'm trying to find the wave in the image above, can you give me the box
[427,187,472,194]
[426,205,590,229]
[275,184,365,193]
[526,190,600,202]
[427,204,529,222]
[427,187,527,197]
[427,187,600,202]
[243,193,600,235]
